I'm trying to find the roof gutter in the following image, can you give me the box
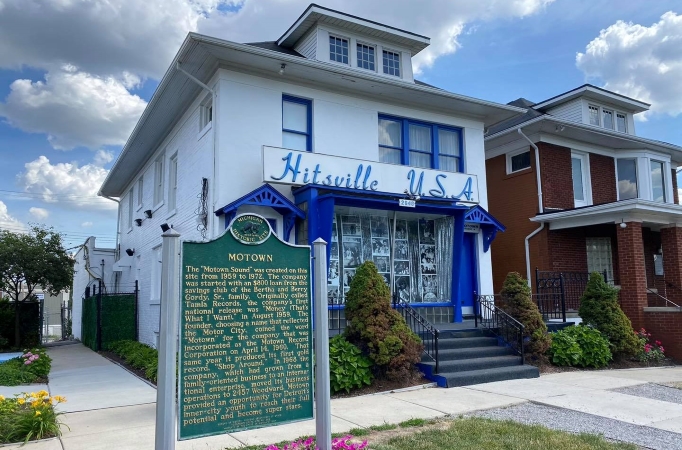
[518,127,544,288]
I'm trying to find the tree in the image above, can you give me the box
[578,272,639,358]
[500,272,551,357]
[344,261,422,380]
[0,226,74,347]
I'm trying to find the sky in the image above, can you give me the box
[1,0,681,250]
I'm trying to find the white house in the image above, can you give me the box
[71,237,116,340]
[99,4,523,348]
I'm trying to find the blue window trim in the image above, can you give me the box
[282,95,312,152]
[378,114,464,172]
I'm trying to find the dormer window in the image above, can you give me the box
[329,35,349,64]
[616,113,627,132]
[589,105,599,126]
[588,103,629,133]
[382,50,401,77]
[357,43,376,71]
[602,109,613,129]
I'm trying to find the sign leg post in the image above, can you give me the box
[156,228,181,450]
[313,238,331,450]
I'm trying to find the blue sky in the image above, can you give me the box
[0,0,681,250]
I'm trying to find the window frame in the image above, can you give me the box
[199,95,212,132]
[282,95,313,152]
[586,237,614,283]
[616,157,639,201]
[588,103,629,133]
[378,114,463,172]
[328,34,350,65]
[382,49,401,77]
[602,108,614,130]
[570,151,591,207]
[588,104,600,126]
[650,159,666,203]
[506,148,532,175]
[127,188,134,231]
[153,155,165,208]
[167,153,178,214]
[616,112,627,133]
[356,41,376,72]
[136,177,143,210]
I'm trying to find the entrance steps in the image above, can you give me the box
[417,328,539,388]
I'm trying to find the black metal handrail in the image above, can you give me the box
[393,297,440,373]
[534,292,567,322]
[646,287,681,308]
[474,293,525,363]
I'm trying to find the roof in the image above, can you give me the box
[486,104,542,136]
[277,4,430,55]
[245,41,304,57]
[533,84,649,113]
[99,33,525,198]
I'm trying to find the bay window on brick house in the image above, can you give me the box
[484,84,682,360]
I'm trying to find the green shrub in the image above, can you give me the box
[21,348,51,378]
[0,391,68,444]
[549,325,612,368]
[344,261,423,381]
[108,340,158,383]
[500,272,551,357]
[329,335,373,394]
[0,359,37,386]
[578,273,639,358]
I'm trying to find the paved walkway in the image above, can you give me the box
[4,343,682,449]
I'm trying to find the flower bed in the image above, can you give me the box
[0,391,67,444]
[0,348,52,386]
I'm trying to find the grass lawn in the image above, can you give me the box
[243,417,636,450]
[369,418,636,450]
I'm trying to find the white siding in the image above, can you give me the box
[294,28,317,60]
[546,98,582,122]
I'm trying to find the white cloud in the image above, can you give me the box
[0,201,26,232]
[201,0,555,74]
[0,66,147,150]
[576,12,682,118]
[81,221,93,228]
[93,150,115,166]
[28,207,49,220]
[17,156,115,210]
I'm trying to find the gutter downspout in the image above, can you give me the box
[176,62,216,238]
[517,128,544,287]
[101,195,121,261]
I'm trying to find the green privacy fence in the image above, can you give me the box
[81,282,138,351]
[0,300,41,349]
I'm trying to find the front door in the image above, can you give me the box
[457,232,478,321]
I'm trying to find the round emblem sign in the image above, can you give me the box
[230,214,271,245]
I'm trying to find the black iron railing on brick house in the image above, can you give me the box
[474,293,525,363]
[392,298,440,373]
[536,269,608,313]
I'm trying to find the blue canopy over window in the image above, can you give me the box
[464,205,506,252]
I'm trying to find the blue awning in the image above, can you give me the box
[464,205,505,252]
[214,184,305,241]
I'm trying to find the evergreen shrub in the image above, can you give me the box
[578,273,639,357]
[500,272,551,357]
[344,261,423,380]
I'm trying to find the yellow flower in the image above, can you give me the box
[35,411,41,416]
[17,398,25,405]
[37,390,49,397]
[31,400,42,408]
[0,395,5,401]
[53,396,67,403]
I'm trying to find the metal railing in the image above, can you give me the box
[534,292,567,322]
[474,294,525,363]
[393,297,440,373]
[536,269,607,311]
[646,287,681,308]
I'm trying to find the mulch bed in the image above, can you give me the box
[332,371,430,399]
[99,351,155,385]
[535,356,677,374]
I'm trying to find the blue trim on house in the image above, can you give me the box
[464,205,506,252]
[282,95,312,152]
[378,114,464,172]
[214,183,306,241]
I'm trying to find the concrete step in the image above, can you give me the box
[437,355,523,373]
[439,329,489,339]
[437,336,499,350]
[441,365,539,387]
[432,346,515,361]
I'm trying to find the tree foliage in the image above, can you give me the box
[500,272,551,357]
[0,226,74,346]
[578,272,639,358]
[344,261,423,381]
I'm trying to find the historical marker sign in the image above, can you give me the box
[178,214,313,440]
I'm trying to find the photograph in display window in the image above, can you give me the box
[343,269,356,288]
[342,239,362,267]
[328,260,339,286]
[396,276,410,303]
[372,238,390,256]
[395,240,409,260]
[419,220,435,244]
[370,216,389,238]
[373,256,389,273]
[395,220,408,240]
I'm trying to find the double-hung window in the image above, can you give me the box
[650,160,666,203]
[602,109,614,129]
[378,116,462,171]
[329,35,349,64]
[153,155,164,206]
[282,96,312,152]
[127,189,134,230]
[571,152,589,207]
[136,177,143,208]
[589,105,600,126]
[616,113,627,132]
[168,154,178,212]
[382,50,401,77]
[617,158,638,200]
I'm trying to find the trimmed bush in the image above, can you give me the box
[108,340,158,383]
[549,325,612,368]
[0,349,52,386]
[344,261,423,381]
[578,273,639,358]
[500,272,551,357]
[329,335,373,394]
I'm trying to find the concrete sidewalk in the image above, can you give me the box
[5,343,682,449]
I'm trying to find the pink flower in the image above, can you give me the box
[660,347,665,352]
[655,341,662,346]
[24,360,31,365]
[645,347,651,353]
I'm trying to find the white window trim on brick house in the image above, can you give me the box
[571,150,592,208]
[506,147,532,174]
[613,151,673,204]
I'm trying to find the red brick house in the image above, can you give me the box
[484,84,682,360]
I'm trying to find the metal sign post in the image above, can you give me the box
[313,238,331,450]
[155,228,181,450]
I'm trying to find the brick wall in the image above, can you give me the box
[486,147,540,292]
[590,154,617,205]
[644,310,682,362]
[616,222,648,330]
[538,142,573,210]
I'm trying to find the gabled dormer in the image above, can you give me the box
[532,84,650,136]
[276,4,430,83]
